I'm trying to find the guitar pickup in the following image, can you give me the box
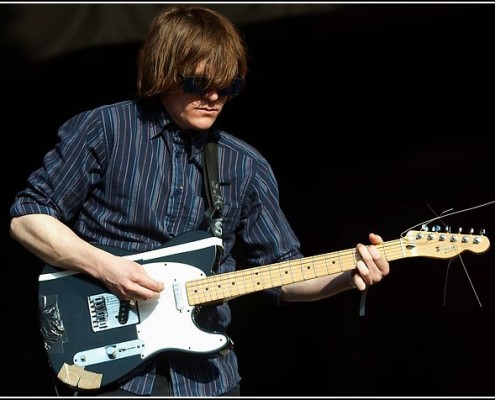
[88,293,140,332]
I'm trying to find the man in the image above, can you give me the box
[9,5,389,396]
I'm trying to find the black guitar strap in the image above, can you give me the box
[202,132,224,239]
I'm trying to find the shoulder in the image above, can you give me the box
[64,100,138,125]
[58,100,146,140]
[53,101,140,151]
[215,129,270,166]
[214,129,277,189]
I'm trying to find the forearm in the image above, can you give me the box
[9,214,109,279]
[280,270,356,302]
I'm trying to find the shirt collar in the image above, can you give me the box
[143,99,219,161]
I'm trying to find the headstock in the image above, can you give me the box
[403,227,490,259]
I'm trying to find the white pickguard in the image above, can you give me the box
[136,262,229,359]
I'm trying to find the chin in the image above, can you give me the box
[189,118,216,131]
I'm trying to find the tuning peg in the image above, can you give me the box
[432,225,441,232]
[458,227,463,234]
[470,228,474,234]
[445,225,451,233]
[421,224,428,232]
[480,228,486,236]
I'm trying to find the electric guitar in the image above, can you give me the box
[38,228,490,391]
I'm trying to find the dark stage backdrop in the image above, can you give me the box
[2,3,495,397]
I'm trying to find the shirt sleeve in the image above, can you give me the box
[235,155,303,305]
[10,109,109,223]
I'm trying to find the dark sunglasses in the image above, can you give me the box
[181,75,246,96]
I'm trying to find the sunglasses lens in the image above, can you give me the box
[218,78,245,96]
[183,76,208,95]
[182,76,245,96]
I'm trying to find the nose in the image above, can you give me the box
[202,90,221,101]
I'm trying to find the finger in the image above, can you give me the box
[359,240,389,279]
[142,276,165,293]
[356,259,373,286]
[136,278,164,300]
[138,287,162,301]
[357,243,378,276]
[119,274,164,301]
[368,232,383,245]
[365,242,390,279]
[353,271,368,291]
[133,264,165,293]
[125,286,162,302]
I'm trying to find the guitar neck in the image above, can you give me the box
[186,229,490,306]
[186,237,405,305]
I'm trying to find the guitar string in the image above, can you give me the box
[187,232,489,304]
[189,199,495,304]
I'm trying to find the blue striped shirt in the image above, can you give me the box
[10,99,302,396]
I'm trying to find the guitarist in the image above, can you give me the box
[9,4,389,397]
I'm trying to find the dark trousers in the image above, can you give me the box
[77,370,241,397]
[93,370,241,396]
[95,381,241,397]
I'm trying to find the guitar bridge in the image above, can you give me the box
[88,293,140,332]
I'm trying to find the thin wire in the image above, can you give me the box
[424,202,485,308]
[400,198,495,238]
[403,199,495,308]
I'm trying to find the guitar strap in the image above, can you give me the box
[202,131,224,239]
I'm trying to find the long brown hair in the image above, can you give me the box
[137,5,248,99]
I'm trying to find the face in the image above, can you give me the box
[161,88,228,131]
[160,62,244,131]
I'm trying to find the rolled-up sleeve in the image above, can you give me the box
[10,109,108,222]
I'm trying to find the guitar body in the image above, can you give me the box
[38,230,228,391]
[37,227,490,391]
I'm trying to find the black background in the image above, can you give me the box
[2,3,495,396]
